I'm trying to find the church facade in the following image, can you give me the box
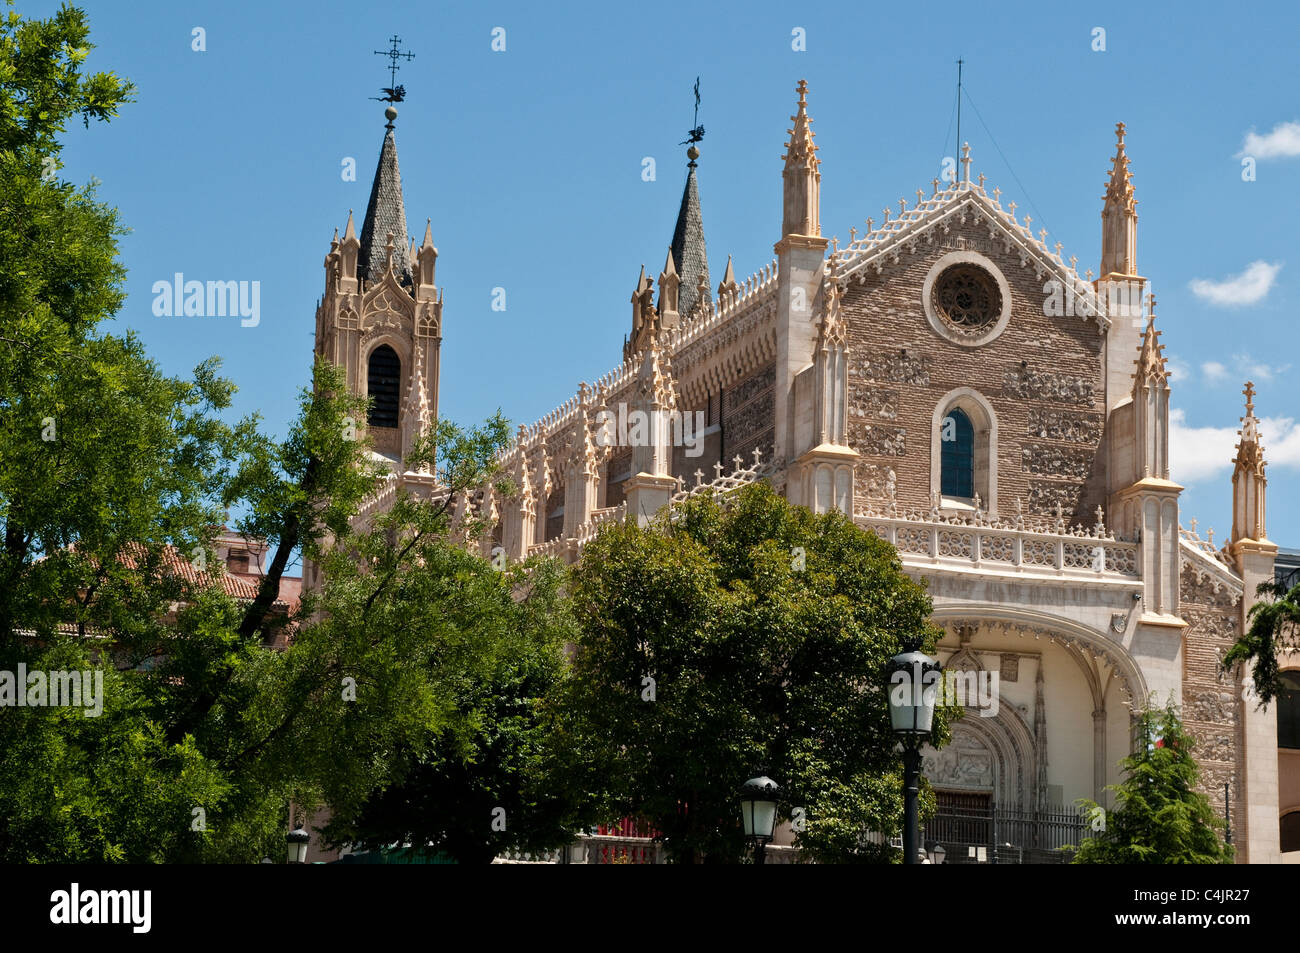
[309,85,1289,863]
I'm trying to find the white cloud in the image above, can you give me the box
[1236,354,1290,382]
[1188,261,1282,307]
[1170,408,1300,484]
[1165,355,1192,385]
[1201,360,1227,383]
[1240,120,1300,159]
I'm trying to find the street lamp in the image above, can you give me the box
[739,774,780,865]
[929,844,946,865]
[886,638,940,866]
[286,824,310,864]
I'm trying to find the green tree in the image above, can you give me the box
[321,556,590,864]
[1223,578,1300,706]
[552,481,947,863]
[1071,700,1233,864]
[0,4,550,861]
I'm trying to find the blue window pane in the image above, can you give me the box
[941,408,974,498]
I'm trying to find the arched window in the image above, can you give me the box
[941,407,975,499]
[1282,811,1300,853]
[931,389,998,513]
[367,345,401,429]
[1278,671,1300,750]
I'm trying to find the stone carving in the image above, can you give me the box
[1022,444,1092,480]
[850,352,930,385]
[859,464,898,499]
[922,734,994,789]
[850,424,906,457]
[1026,409,1104,443]
[1025,481,1080,515]
[848,386,899,421]
[1180,563,1241,608]
[999,655,1019,682]
[1184,688,1237,725]
[1003,368,1095,406]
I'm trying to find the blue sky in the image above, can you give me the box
[35,0,1300,546]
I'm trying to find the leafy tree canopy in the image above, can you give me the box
[551,481,948,863]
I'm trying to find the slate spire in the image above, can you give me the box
[668,145,710,322]
[358,106,412,286]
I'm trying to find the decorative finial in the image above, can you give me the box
[899,197,906,214]
[978,172,986,188]
[866,216,874,231]
[992,186,1001,202]
[1244,380,1256,415]
[932,177,940,195]
[372,35,414,110]
[960,142,972,183]
[682,76,704,162]
[1116,121,1126,145]
[849,226,857,243]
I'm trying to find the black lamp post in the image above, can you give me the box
[886,638,940,866]
[286,824,310,864]
[739,775,780,865]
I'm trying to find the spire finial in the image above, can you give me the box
[682,76,704,164]
[960,142,972,184]
[1244,380,1256,416]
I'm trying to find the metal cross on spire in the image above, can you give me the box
[680,76,705,146]
[372,35,414,103]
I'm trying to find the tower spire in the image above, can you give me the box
[669,143,710,322]
[358,107,412,287]
[1231,381,1269,544]
[781,79,821,239]
[1100,121,1138,278]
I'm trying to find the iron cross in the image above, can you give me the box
[373,35,414,102]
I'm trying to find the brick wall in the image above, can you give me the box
[1179,562,1245,826]
[840,226,1108,522]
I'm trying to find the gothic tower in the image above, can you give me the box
[316,104,442,469]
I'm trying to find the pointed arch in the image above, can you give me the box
[366,344,402,429]
[931,387,998,514]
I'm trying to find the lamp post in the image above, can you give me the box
[929,843,946,865]
[886,638,939,866]
[738,774,780,865]
[286,824,310,864]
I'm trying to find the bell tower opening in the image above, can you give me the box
[367,344,402,430]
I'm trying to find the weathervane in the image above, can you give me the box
[372,35,414,103]
[679,76,704,146]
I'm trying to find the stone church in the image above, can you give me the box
[308,85,1290,863]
